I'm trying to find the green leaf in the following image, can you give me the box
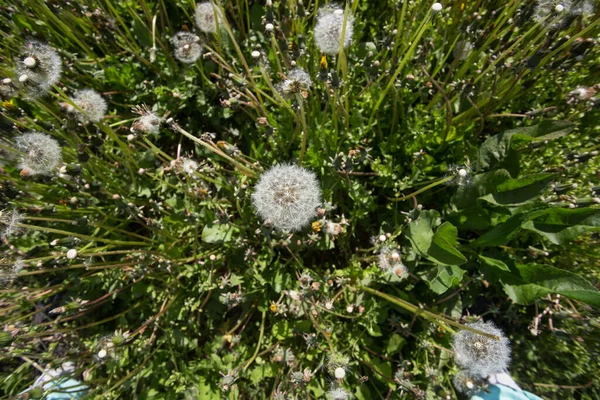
[478,255,510,271]
[501,263,600,308]
[522,207,600,245]
[452,169,512,209]
[201,224,238,243]
[406,212,466,265]
[429,222,467,265]
[419,265,466,294]
[478,174,554,207]
[385,333,406,355]
[471,213,528,247]
[477,121,574,174]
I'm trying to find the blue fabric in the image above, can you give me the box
[42,377,88,399]
[471,384,543,400]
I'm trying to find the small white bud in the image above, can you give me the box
[325,301,333,310]
[70,197,78,204]
[378,234,387,242]
[209,254,216,261]
[138,168,145,174]
[391,252,400,261]
[251,50,261,59]
[127,134,135,141]
[458,168,468,177]
[432,2,443,12]
[555,4,564,12]
[265,23,274,31]
[334,367,346,379]
[97,349,107,359]
[19,74,29,83]
[2,78,12,84]
[66,249,78,259]
[23,57,37,68]
[346,305,354,313]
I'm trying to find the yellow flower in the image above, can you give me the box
[312,220,322,232]
[269,301,278,312]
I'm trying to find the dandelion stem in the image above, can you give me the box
[243,310,266,371]
[388,176,454,202]
[297,94,309,166]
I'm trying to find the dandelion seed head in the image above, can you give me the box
[452,370,484,396]
[452,320,511,378]
[314,5,354,55]
[252,164,321,232]
[66,249,78,260]
[172,32,203,64]
[327,386,351,400]
[15,41,62,96]
[69,89,107,123]
[533,0,573,22]
[195,2,223,33]
[378,246,408,278]
[0,209,24,237]
[276,68,312,98]
[453,40,473,61]
[131,105,160,134]
[15,132,62,176]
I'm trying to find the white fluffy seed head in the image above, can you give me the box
[2,78,11,84]
[15,132,62,176]
[18,74,29,83]
[16,41,62,96]
[195,2,223,33]
[70,89,107,123]
[66,249,78,259]
[314,6,354,55]
[452,320,511,378]
[432,2,443,11]
[276,68,313,98]
[0,209,24,237]
[327,386,350,400]
[97,349,107,359]
[251,50,261,59]
[252,164,321,232]
[533,0,573,22]
[334,367,346,379]
[172,32,203,64]
[265,23,274,31]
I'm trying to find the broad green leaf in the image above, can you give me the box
[452,169,512,209]
[522,207,600,244]
[272,320,290,340]
[478,255,510,271]
[471,213,528,247]
[386,333,406,355]
[201,224,238,243]
[406,212,466,265]
[501,264,600,308]
[419,265,466,294]
[430,222,467,265]
[478,174,554,207]
[477,121,574,174]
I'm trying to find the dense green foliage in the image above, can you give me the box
[1,0,599,399]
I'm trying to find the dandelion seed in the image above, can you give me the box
[172,32,203,64]
[252,164,321,231]
[314,5,354,55]
[195,2,223,33]
[67,89,107,123]
[0,209,24,237]
[276,68,312,99]
[432,2,443,12]
[15,132,62,176]
[15,41,62,96]
[131,105,161,134]
[452,320,511,378]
